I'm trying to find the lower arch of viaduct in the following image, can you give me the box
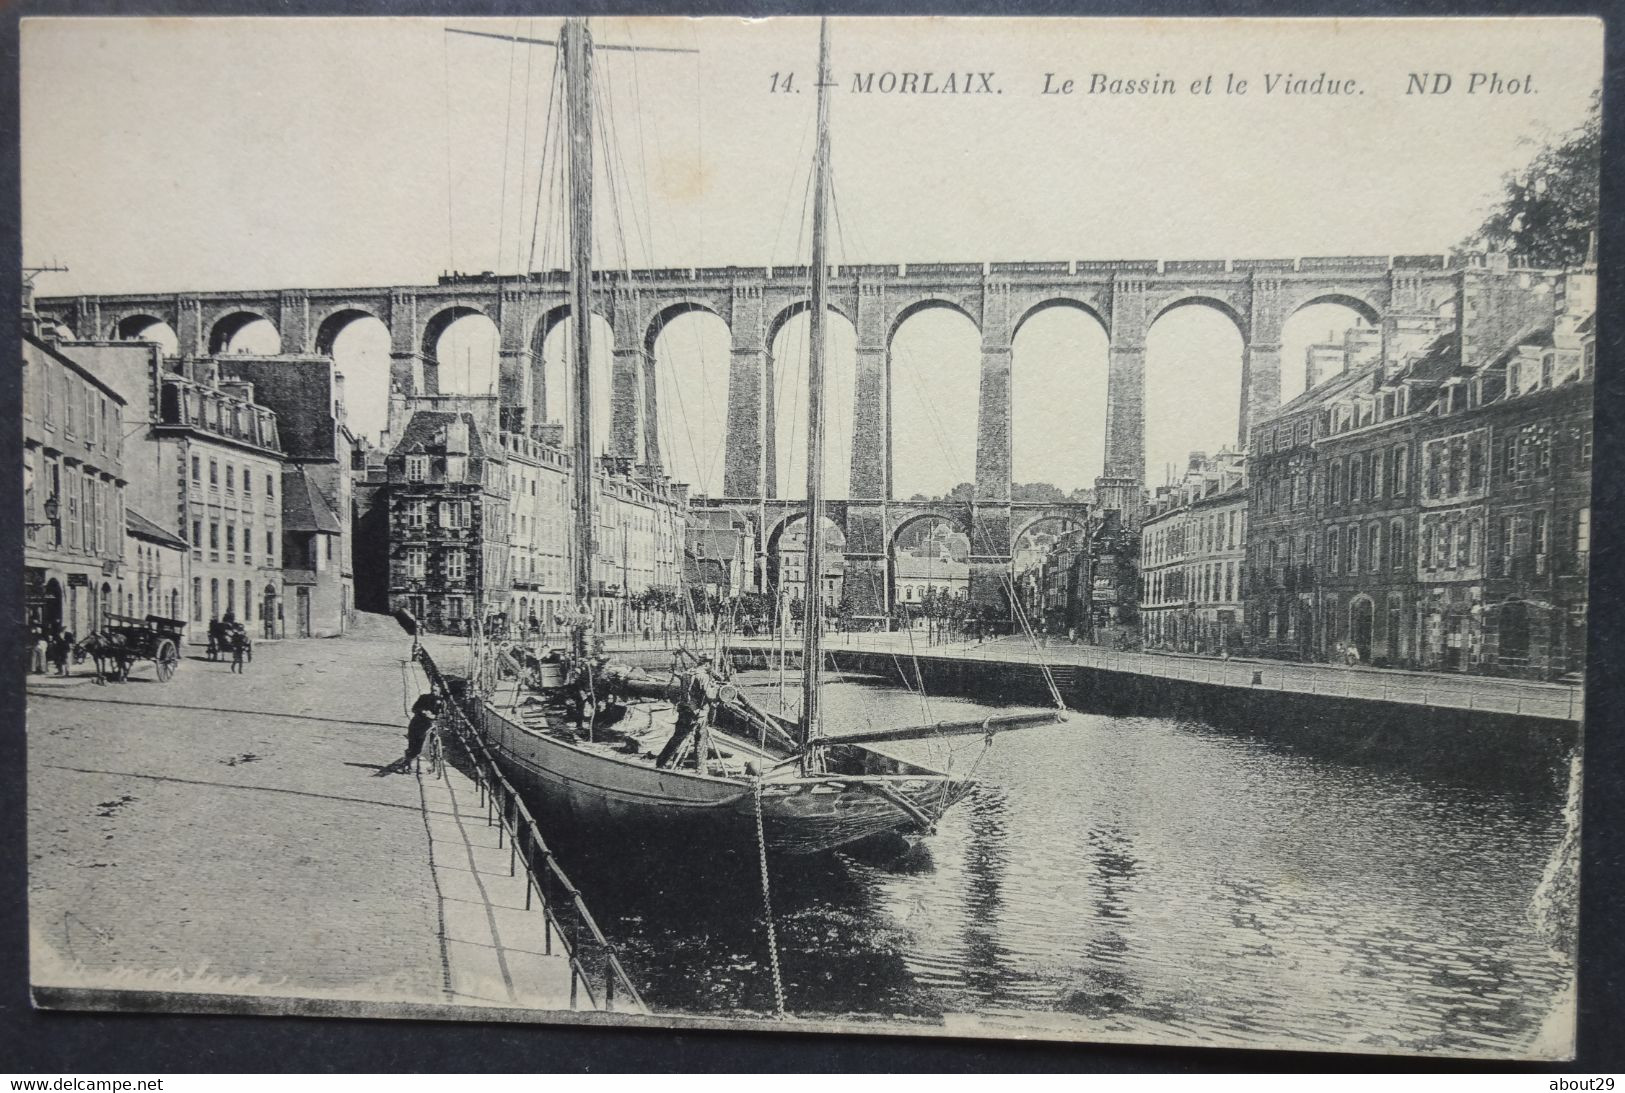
[41,257,1466,610]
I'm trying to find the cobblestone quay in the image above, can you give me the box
[27,613,588,1017]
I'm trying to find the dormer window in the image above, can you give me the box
[406,454,429,481]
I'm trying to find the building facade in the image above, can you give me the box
[125,508,190,623]
[1422,302,1595,678]
[500,426,572,631]
[22,329,131,639]
[220,355,358,637]
[384,402,511,635]
[1243,260,1592,676]
[1020,509,1137,643]
[160,362,287,639]
[1140,450,1248,654]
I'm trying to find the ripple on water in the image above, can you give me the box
[571,674,1573,1056]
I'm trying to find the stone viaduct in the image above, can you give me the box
[38,255,1467,616]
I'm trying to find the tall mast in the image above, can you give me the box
[798,18,832,757]
[564,17,596,653]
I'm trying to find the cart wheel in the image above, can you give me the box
[155,640,178,682]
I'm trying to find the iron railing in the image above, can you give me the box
[415,647,647,1014]
[727,633,1584,722]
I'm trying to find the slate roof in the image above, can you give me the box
[391,411,491,460]
[282,467,343,533]
[125,508,189,551]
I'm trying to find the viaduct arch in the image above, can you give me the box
[43,255,1467,612]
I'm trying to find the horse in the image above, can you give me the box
[75,631,134,684]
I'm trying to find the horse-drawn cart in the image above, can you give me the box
[83,613,185,682]
[207,619,252,662]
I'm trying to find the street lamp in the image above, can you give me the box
[26,492,60,534]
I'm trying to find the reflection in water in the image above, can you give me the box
[535,672,1575,1056]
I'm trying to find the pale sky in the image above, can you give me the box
[21,16,1602,494]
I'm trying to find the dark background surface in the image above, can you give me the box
[1,0,1621,1073]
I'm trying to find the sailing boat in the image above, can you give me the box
[454,17,1060,856]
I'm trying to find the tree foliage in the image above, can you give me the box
[1462,94,1599,267]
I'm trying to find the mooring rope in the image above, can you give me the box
[751,777,787,1018]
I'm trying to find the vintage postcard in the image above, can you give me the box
[19,14,1599,1061]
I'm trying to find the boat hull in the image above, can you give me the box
[471,700,971,855]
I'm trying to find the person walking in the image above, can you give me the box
[230,631,248,673]
[49,628,73,676]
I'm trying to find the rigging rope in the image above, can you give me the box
[495,19,521,272]
[751,777,788,1018]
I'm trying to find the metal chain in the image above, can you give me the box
[751,778,787,1018]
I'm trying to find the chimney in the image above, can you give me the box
[533,421,566,449]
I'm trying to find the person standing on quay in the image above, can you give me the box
[398,691,443,772]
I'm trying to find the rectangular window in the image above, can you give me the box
[446,550,466,582]
[267,529,275,557]
[1391,520,1406,572]
[226,465,235,492]
[1368,524,1381,573]
[1468,437,1485,491]
[192,577,203,622]
[1347,527,1360,574]
[226,524,236,559]
[209,459,219,485]
[406,455,428,481]
[243,467,252,495]
[1393,446,1408,496]
[1424,441,1442,499]
[406,546,426,580]
[1534,510,1549,555]
[191,455,201,482]
[193,520,203,547]
[1327,528,1340,573]
[210,522,219,549]
[266,473,275,497]
[407,500,426,529]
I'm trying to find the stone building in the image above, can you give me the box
[1243,260,1592,674]
[1140,449,1248,654]
[124,508,190,623]
[1421,293,1595,679]
[383,399,511,635]
[686,508,758,603]
[1312,320,1454,666]
[776,520,846,613]
[894,548,970,607]
[159,361,287,638]
[59,333,291,641]
[22,328,131,638]
[219,355,357,637]
[1020,509,1137,642]
[500,425,572,631]
[591,456,689,635]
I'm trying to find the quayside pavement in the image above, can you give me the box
[27,614,596,1016]
[721,631,1585,722]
